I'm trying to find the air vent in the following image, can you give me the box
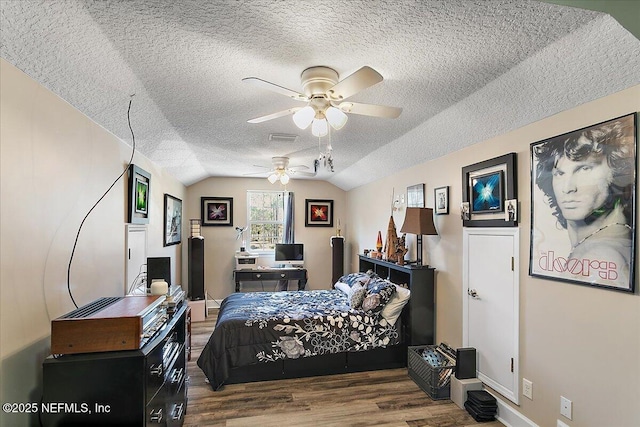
[269,133,299,143]
[59,297,122,319]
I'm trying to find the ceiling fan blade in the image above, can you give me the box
[337,102,402,119]
[326,66,383,101]
[242,77,308,101]
[243,171,270,176]
[288,164,309,170]
[291,170,316,177]
[247,108,300,124]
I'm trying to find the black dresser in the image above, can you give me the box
[42,303,188,426]
[358,255,435,346]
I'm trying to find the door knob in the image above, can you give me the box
[468,289,479,298]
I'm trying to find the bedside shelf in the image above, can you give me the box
[359,255,435,346]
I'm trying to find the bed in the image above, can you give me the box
[197,272,412,390]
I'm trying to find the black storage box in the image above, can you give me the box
[408,345,456,400]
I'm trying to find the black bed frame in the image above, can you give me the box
[225,344,408,385]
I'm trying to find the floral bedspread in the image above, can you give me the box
[196,290,400,390]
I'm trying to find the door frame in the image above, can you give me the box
[462,227,520,404]
[125,224,147,295]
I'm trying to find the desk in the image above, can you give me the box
[234,268,307,292]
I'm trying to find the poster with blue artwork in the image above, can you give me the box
[471,171,503,213]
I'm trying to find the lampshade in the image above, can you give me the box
[311,117,328,137]
[325,106,348,130]
[267,173,278,184]
[279,173,290,184]
[400,208,438,236]
[400,207,437,266]
[292,106,315,129]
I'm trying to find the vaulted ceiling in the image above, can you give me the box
[1,1,639,190]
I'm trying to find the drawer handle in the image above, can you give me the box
[149,408,163,423]
[149,364,163,377]
[171,367,184,384]
[171,403,185,421]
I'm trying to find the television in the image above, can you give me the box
[274,243,304,266]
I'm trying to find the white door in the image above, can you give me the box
[463,227,519,404]
[125,224,147,295]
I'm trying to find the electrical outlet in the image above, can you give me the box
[523,378,533,399]
[557,420,570,427]
[560,396,572,420]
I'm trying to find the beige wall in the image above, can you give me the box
[186,177,346,298]
[346,85,640,427]
[0,59,186,426]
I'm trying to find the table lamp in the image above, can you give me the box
[400,207,438,265]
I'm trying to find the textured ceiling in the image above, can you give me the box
[1,1,639,190]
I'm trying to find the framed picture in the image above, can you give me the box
[201,197,233,226]
[305,199,333,227]
[461,202,470,220]
[407,184,425,208]
[128,164,150,224]
[461,153,517,227]
[530,113,636,293]
[505,199,517,222]
[470,171,503,214]
[164,194,182,246]
[434,186,449,215]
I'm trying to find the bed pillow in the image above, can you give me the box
[337,272,371,288]
[334,281,351,295]
[380,284,411,325]
[347,283,367,309]
[361,280,396,314]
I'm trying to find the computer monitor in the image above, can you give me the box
[274,243,304,266]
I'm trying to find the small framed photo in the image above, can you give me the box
[461,202,470,221]
[128,164,150,224]
[305,199,333,227]
[407,183,425,208]
[201,197,233,226]
[434,186,449,215]
[164,194,182,246]
[505,199,517,222]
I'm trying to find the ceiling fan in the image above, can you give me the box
[245,156,316,184]
[243,66,402,137]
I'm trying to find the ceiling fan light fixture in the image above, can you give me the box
[280,173,290,185]
[292,106,315,129]
[325,106,348,130]
[311,117,328,137]
[267,173,279,184]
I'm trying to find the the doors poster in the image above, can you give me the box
[529,113,637,292]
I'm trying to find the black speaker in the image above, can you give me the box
[188,237,205,300]
[147,257,171,289]
[331,236,344,285]
[456,347,477,379]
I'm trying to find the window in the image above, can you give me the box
[247,190,284,251]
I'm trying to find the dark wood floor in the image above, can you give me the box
[184,312,503,427]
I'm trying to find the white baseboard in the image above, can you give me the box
[486,390,539,427]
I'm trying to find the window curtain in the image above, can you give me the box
[277,191,295,291]
[282,191,295,244]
